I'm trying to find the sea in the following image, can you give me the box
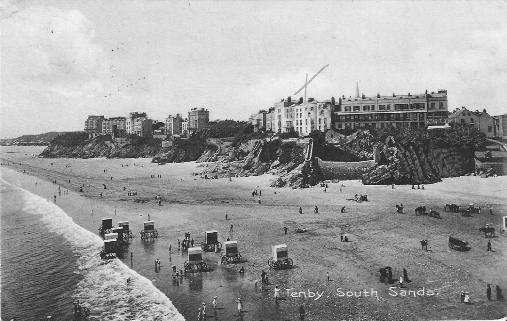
[1,174,184,321]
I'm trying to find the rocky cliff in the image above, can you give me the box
[194,138,322,188]
[362,137,475,185]
[40,133,162,158]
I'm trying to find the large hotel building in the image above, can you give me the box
[253,89,448,134]
[333,90,448,130]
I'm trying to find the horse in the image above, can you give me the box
[395,205,404,214]
[479,226,495,237]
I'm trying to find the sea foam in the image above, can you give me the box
[10,181,185,321]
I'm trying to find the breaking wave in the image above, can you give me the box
[18,184,185,321]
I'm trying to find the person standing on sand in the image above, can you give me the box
[341,206,346,213]
[274,285,281,303]
[230,224,234,233]
[496,285,504,300]
[284,226,288,235]
[225,213,228,220]
[487,284,492,301]
[487,240,492,251]
[299,304,306,320]
[299,207,303,214]
[236,297,243,314]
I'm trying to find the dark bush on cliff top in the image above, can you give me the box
[49,131,89,147]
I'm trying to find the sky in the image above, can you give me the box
[1,0,507,138]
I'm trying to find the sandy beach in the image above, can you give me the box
[1,146,506,320]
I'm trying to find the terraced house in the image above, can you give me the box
[333,90,448,130]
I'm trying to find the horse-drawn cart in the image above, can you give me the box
[448,236,471,251]
[140,221,158,240]
[184,247,210,273]
[268,244,293,269]
[221,241,243,264]
[201,230,222,252]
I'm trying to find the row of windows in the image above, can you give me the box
[336,122,425,130]
[336,113,425,122]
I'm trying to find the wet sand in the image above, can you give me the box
[1,146,506,320]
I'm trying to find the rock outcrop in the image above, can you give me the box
[362,137,474,185]
[40,134,162,158]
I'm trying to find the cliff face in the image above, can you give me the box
[40,135,161,158]
[195,138,320,188]
[362,139,474,185]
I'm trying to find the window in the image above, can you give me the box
[379,105,386,111]
[439,102,444,109]
[353,106,360,111]
[345,106,351,112]
[488,126,492,132]
[394,104,409,111]
[386,104,391,110]
[430,102,435,110]
[363,105,370,111]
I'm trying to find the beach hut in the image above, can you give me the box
[202,230,222,252]
[104,232,118,241]
[140,221,158,240]
[118,221,130,231]
[268,244,293,269]
[118,221,133,240]
[185,247,209,273]
[112,227,124,242]
[221,241,242,264]
[99,217,113,235]
[100,239,118,259]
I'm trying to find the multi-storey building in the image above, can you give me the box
[181,119,189,137]
[165,114,184,136]
[273,97,295,133]
[265,107,275,132]
[131,117,152,137]
[102,117,126,137]
[497,114,507,139]
[126,112,147,134]
[333,90,448,130]
[84,115,104,136]
[293,98,334,136]
[249,110,268,132]
[448,107,497,137]
[188,108,209,134]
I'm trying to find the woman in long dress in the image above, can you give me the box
[236,297,243,314]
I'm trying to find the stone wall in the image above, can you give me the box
[316,157,375,180]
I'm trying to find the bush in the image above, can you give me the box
[50,132,89,146]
